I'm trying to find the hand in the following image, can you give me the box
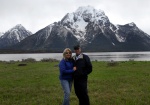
[73,67,77,71]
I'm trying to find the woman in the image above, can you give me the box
[59,48,76,105]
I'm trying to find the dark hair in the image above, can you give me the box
[74,45,80,50]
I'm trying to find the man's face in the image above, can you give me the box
[74,48,81,55]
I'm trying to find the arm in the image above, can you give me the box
[84,55,92,74]
[59,60,74,74]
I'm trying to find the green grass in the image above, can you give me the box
[0,61,150,105]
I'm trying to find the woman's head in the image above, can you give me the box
[63,48,72,59]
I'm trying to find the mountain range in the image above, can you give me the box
[0,6,150,53]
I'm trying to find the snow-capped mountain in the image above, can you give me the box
[1,6,150,52]
[0,24,32,48]
[61,6,110,42]
[60,6,150,51]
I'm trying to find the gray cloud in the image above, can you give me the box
[0,0,150,35]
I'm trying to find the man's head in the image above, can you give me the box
[74,45,81,55]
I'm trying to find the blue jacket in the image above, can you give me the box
[59,59,74,80]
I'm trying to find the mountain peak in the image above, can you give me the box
[61,5,109,24]
[7,24,32,35]
[11,24,26,30]
[76,5,105,16]
[128,22,136,27]
[61,5,110,41]
[15,24,24,27]
[74,5,107,21]
[76,5,96,13]
[6,24,25,33]
[0,24,32,45]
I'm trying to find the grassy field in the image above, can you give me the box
[0,61,150,105]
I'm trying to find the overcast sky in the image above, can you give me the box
[0,0,150,35]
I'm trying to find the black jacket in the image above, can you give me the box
[73,54,92,78]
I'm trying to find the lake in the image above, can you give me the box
[0,52,150,61]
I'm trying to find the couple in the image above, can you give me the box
[59,45,92,105]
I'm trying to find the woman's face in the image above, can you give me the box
[65,51,72,59]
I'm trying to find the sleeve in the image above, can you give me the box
[59,60,74,74]
[84,55,92,74]
[72,59,76,67]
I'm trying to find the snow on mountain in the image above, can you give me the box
[109,22,140,42]
[36,24,54,42]
[75,6,109,24]
[1,24,32,42]
[61,6,149,45]
[45,24,53,38]
[114,25,126,42]
[0,32,4,37]
[0,24,32,48]
[61,6,110,41]
[128,22,136,27]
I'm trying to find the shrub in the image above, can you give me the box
[107,60,119,67]
[22,58,36,62]
[40,58,59,62]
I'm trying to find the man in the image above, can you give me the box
[73,45,92,105]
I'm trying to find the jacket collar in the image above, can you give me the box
[73,53,83,60]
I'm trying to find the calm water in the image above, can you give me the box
[0,52,150,61]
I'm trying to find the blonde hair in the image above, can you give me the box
[63,48,72,59]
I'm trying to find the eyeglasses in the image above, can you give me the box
[65,52,71,54]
